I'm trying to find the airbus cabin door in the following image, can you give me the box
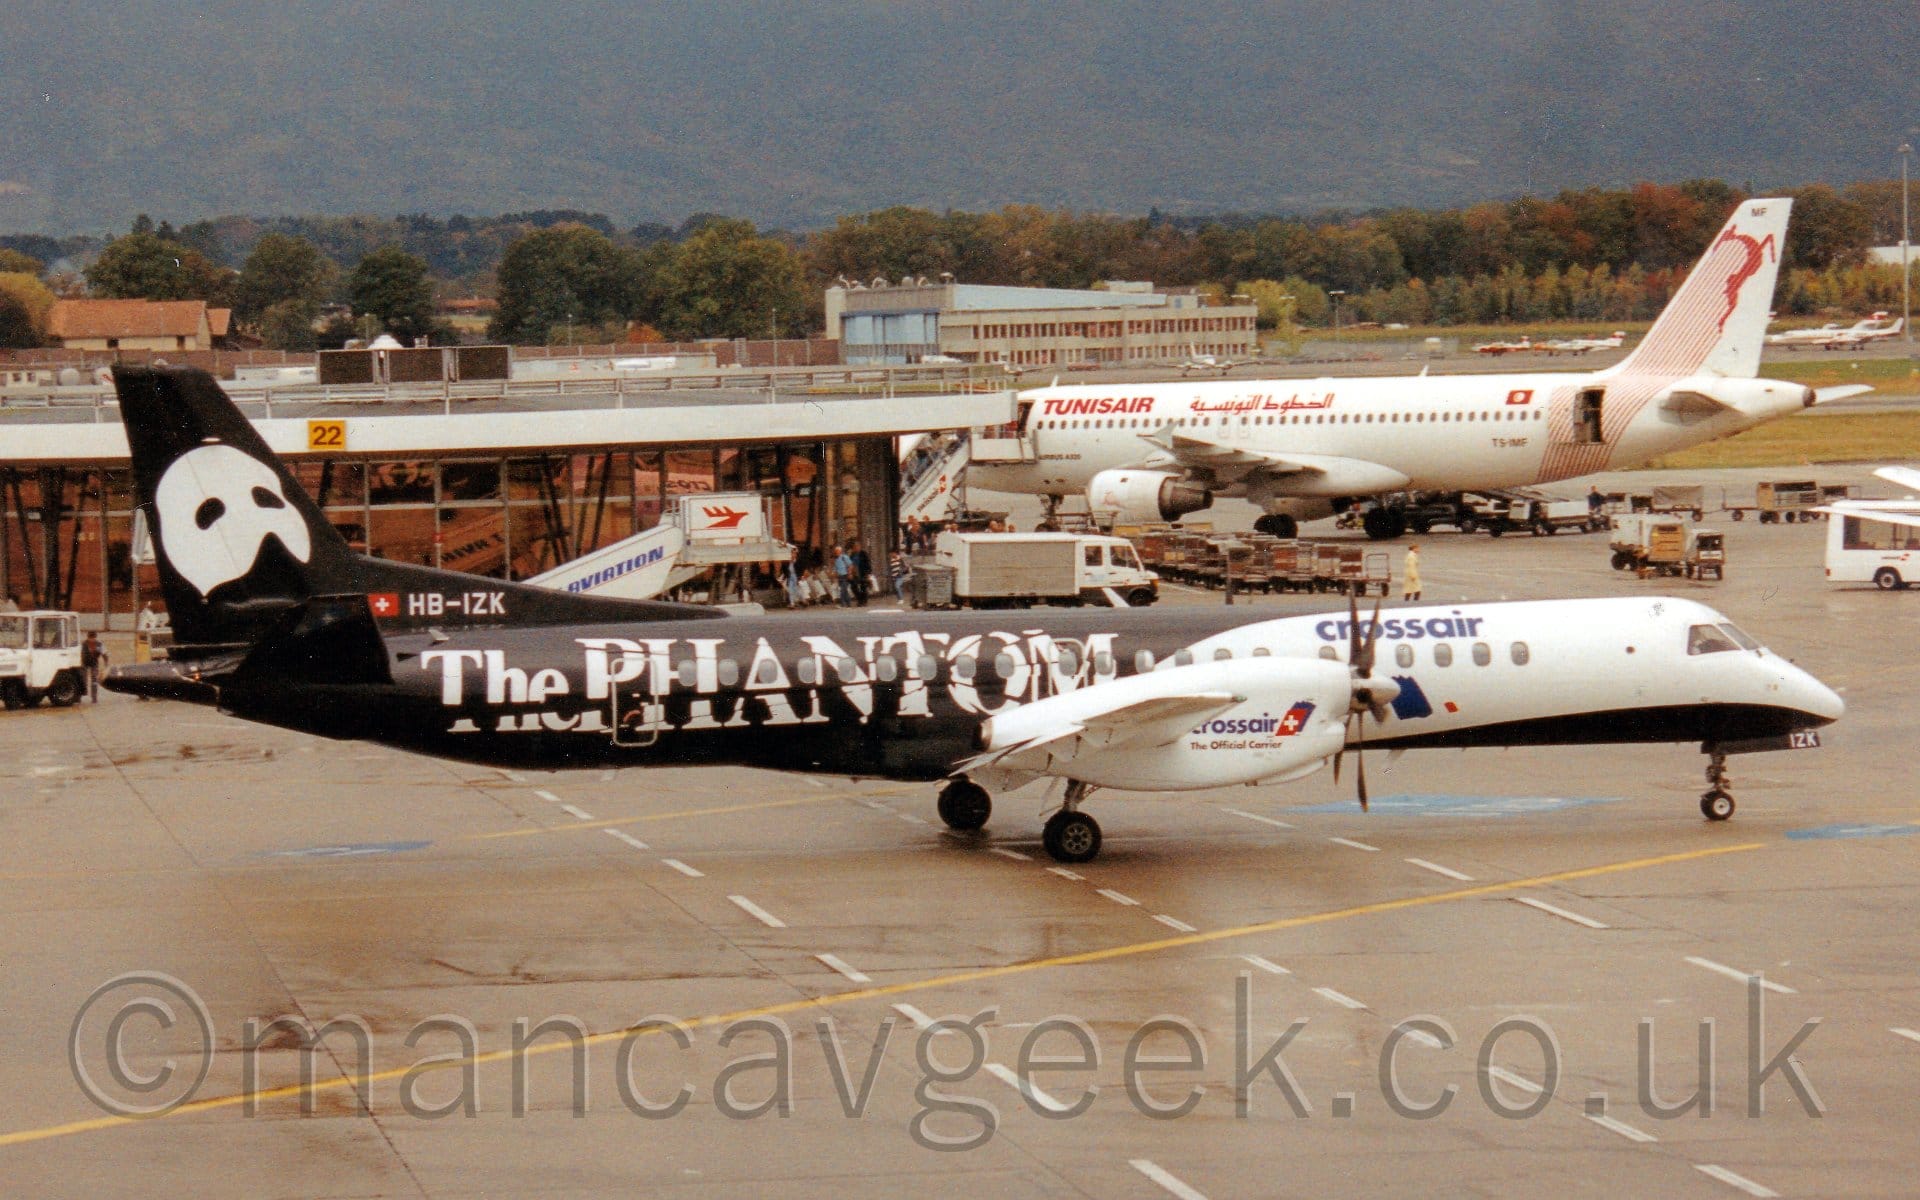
[1568,387,1604,444]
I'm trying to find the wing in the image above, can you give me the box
[954,691,1240,776]
[1142,427,1412,492]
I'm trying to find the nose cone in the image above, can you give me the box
[1780,659,1845,726]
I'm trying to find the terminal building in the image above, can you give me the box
[826,279,1258,368]
[0,364,1009,624]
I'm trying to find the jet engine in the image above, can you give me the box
[1087,469,1212,524]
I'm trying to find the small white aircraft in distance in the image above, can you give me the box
[1766,312,1906,349]
[1539,331,1628,356]
[1473,335,1535,356]
[1177,344,1256,375]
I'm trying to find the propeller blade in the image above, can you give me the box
[1356,594,1384,677]
[1356,745,1368,811]
[1346,591,1362,669]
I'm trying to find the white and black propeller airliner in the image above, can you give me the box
[105,367,1843,862]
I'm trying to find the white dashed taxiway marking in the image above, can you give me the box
[603,829,650,851]
[1484,1065,1543,1096]
[982,1063,1069,1114]
[535,789,562,803]
[661,858,704,878]
[1584,1113,1657,1143]
[1096,888,1140,906]
[1240,955,1289,976]
[1514,896,1610,929]
[1130,1158,1210,1200]
[1153,914,1197,933]
[1224,808,1293,829]
[560,804,594,821]
[1406,857,1473,881]
[1892,1027,1920,1045]
[891,1003,935,1031]
[1685,955,1795,993]
[729,895,787,928]
[815,953,870,984]
[990,847,1032,861]
[1329,837,1379,852]
[1312,986,1367,1010]
[1694,1164,1779,1197]
[1047,867,1084,881]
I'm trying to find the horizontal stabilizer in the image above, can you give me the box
[238,594,393,686]
[1873,465,1920,492]
[1812,385,1875,405]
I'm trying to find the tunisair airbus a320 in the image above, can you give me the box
[104,367,1843,862]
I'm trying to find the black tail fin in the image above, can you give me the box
[114,365,721,648]
[116,366,362,646]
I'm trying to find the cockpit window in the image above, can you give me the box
[1687,624,1742,655]
[1718,623,1760,652]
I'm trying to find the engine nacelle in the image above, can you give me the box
[1087,469,1212,524]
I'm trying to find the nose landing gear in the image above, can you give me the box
[1700,752,1735,820]
[1042,780,1103,863]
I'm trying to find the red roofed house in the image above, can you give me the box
[46,299,234,351]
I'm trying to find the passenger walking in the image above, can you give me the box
[889,549,910,604]
[851,541,872,606]
[832,544,854,607]
[81,630,108,702]
[1402,544,1423,602]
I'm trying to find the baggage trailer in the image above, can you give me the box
[1649,485,1706,521]
[1724,480,1826,523]
[1314,545,1392,595]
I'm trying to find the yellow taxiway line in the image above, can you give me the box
[0,840,1762,1149]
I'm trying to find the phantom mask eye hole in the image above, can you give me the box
[154,444,312,598]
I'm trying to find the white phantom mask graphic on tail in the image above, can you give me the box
[154,444,312,597]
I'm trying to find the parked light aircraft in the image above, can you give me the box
[102,367,1842,861]
[1767,312,1905,349]
[1539,331,1628,355]
[1178,345,1255,375]
[970,199,1874,539]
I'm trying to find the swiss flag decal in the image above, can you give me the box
[367,593,400,618]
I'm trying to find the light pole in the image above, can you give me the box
[1328,290,1346,347]
[1902,141,1912,350]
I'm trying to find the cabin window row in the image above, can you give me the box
[1037,410,1547,430]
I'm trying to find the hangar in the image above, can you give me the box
[0,364,1011,624]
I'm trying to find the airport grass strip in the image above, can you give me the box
[0,839,1761,1149]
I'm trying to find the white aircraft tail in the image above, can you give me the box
[1613,198,1791,381]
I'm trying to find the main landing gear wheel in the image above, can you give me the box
[1254,514,1298,538]
[1699,752,1735,821]
[1042,811,1102,863]
[936,778,992,831]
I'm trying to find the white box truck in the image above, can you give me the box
[931,532,1159,607]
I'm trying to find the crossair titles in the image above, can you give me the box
[419,629,1125,736]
